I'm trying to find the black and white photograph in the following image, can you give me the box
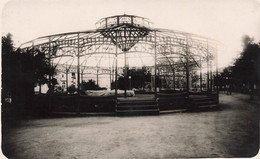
[1,0,260,158]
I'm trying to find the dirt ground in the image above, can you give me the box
[2,93,259,159]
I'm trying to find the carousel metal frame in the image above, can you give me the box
[20,14,219,98]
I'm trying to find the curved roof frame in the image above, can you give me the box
[19,15,219,78]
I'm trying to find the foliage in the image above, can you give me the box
[81,79,102,90]
[67,85,77,94]
[218,35,260,92]
[232,38,260,89]
[190,70,199,86]
[2,33,56,106]
[2,33,14,55]
[112,66,152,90]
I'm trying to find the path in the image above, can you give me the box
[2,93,259,158]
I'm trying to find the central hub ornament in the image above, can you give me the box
[96,14,153,52]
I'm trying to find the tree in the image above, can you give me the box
[81,79,102,90]
[2,34,56,107]
[67,85,76,94]
[113,66,152,90]
[232,36,260,90]
[241,35,254,49]
[219,35,260,94]
[191,71,199,88]
[2,33,14,56]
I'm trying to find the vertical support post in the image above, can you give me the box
[158,67,161,91]
[200,52,202,92]
[48,37,52,93]
[154,31,157,98]
[164,75,166,89]
[77,33,80,94]
[206,40,210,93]
[76,34,81,114]
[124,27,127,97]
[109,53,112,90]
[112,63,114,83]
[186,36,190,95]
[151,73,153,89]
[51,59,54,80]
[115,32,118,98]
[124,51,127,97]
[81,70,84,84]
[210,60,213,92]
[48,37,52,113]
[171,47,175,90]
[110,69,112,90]
[66,63,68,94]
[216,45,219,88]
[31,43,36,95]
[96,69,99,86]
[216,45,219,103]
[172,67,175,90]
[129,76,131,90]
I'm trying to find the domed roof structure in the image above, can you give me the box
[20,14,219,96]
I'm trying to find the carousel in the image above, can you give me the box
[20,14,220,115]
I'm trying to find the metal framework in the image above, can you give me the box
[20,14,219,98]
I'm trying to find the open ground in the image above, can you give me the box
[2,93,259,159]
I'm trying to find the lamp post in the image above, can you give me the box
[129,76,131,90]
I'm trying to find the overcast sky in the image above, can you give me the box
[1,0,260,68]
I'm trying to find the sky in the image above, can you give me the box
[1,0,260,68]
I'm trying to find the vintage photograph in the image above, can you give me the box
[1,0,260,158]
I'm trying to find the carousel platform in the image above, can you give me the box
[116,94,159,115]
[115,92,219,115]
